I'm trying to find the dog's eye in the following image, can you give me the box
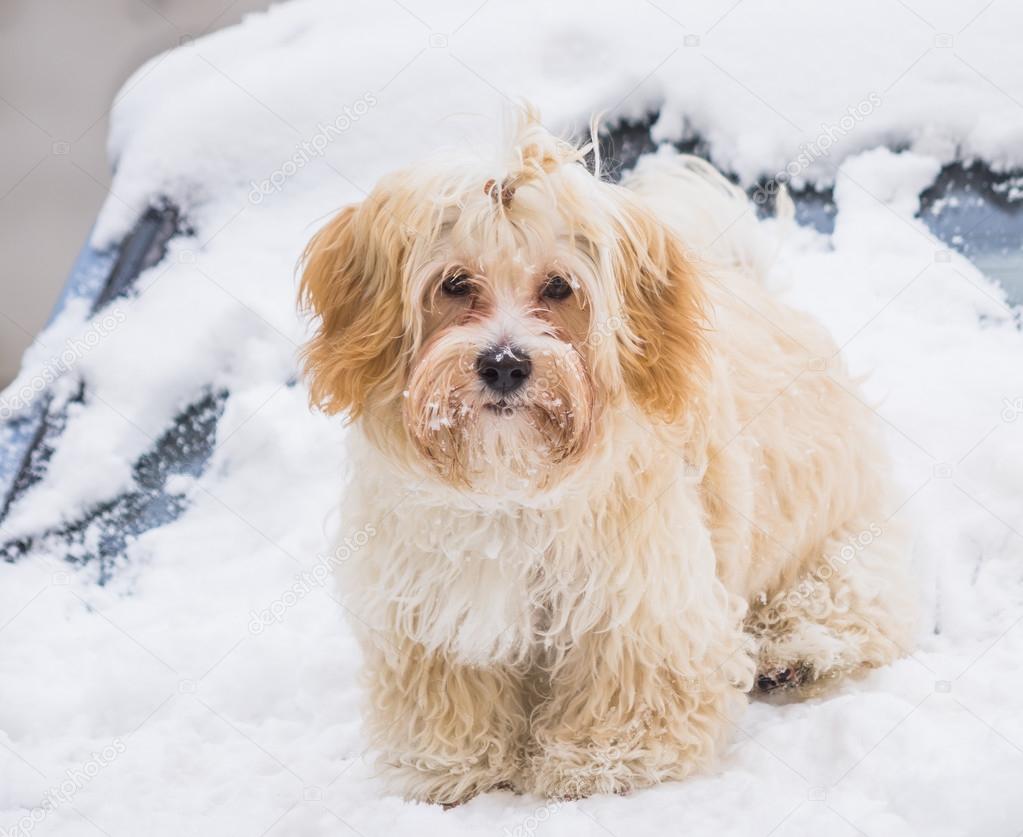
[441,273,473,297]
[541,275,573,301]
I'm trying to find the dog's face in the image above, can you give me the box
[300,115,707,496]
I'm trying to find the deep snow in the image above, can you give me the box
[2,1,1023,835]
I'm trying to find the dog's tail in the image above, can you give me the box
[622,148,791,281]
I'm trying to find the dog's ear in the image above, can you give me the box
[299,200,407,418]
[613,199,708,422]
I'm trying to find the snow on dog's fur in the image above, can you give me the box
[299,108,917,803]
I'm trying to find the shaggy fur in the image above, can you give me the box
[299,109,917,803]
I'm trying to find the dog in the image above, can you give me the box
[299,108,917,804]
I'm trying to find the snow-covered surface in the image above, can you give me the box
[3,1,1023,834]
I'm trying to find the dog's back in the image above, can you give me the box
[622,149,791,281]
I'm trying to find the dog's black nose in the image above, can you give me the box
[476,346,532,394]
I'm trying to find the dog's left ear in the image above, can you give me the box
[613,198,708,422]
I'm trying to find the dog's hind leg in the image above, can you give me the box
[746,519,918,695]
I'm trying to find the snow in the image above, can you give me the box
[2,1,1023,834]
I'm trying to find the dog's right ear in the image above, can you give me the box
[298,200,406,418]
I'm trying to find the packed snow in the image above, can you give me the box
[2,0,1023,834]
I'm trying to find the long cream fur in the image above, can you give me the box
[299,109,917,803]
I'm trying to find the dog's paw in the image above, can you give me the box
[755,662,813,693]
[530,770,617,801]
[420,778,515,808]
[527,745,649,800]
[391,761,525,807]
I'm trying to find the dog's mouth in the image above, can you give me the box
[483,399,518,415]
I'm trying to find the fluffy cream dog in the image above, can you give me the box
[299,108,916,804]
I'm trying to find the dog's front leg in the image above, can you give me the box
[527,506,754,799]
[528,621,751,798]
[361,635,529,805]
